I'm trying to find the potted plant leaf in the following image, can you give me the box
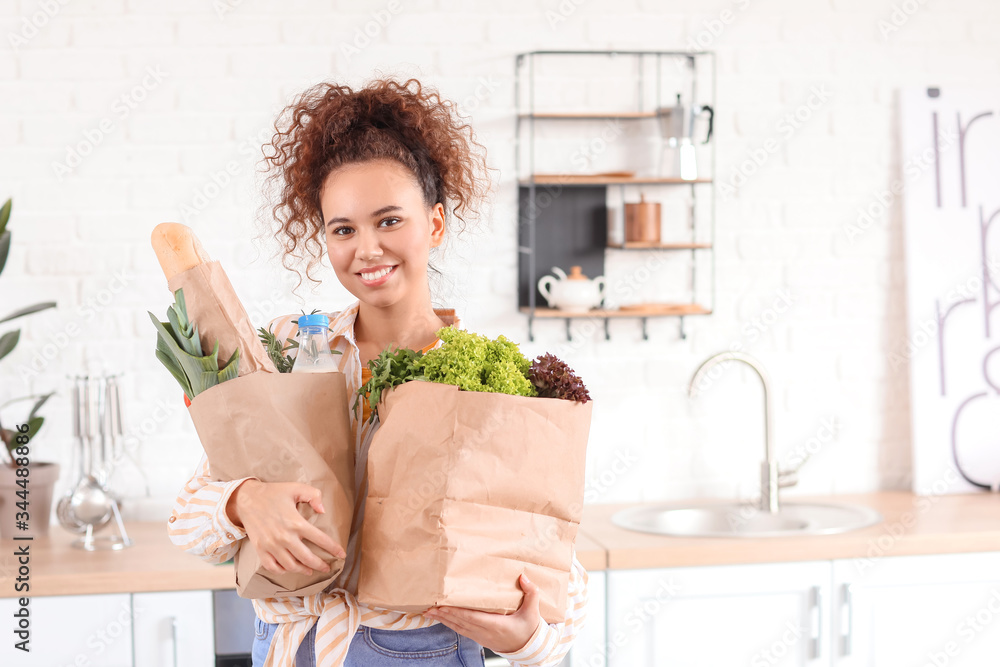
[0,198,58,537]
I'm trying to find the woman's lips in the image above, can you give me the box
[357,265,396,287]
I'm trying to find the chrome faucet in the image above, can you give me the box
[688,351,797,514]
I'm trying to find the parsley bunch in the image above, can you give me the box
[355,345,426,423]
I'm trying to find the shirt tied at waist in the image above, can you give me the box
[254,589,440,666]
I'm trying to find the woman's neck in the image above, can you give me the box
[354,298,447,352]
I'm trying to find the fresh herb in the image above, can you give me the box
[258,310,342,374]
[528,353,591,403]
[149,288,239,398]
[257,325,298,374]
[355,345,426,424]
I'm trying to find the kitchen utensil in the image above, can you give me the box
[656,93,714,141]
[624,194,661,243]
[103,374,149,501]
[69,478,113,525]
[58,373,132,548]
[57,495,88,534]
[57,378,90,533]
[538,266,606,312]
[68,377,113,527]
[655,93,714,180]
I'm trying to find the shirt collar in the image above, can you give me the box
[327,300,461,349]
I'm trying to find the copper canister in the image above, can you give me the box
[624,194,661,243]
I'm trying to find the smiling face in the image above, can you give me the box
[320,159,445,308]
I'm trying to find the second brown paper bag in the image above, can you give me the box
[357,380,591,623]
[187,371,355,598]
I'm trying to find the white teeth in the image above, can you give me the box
[360,266,392,281]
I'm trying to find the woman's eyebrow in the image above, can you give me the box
[326,205,403,226]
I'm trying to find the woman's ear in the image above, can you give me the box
[429,202,446,248]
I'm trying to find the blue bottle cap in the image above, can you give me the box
[297,313,329,328]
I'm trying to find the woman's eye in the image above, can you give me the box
[329,226,352,236]
[379,217,401,227]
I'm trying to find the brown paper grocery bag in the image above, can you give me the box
[357,380,591,624]
[167,261,276,376]
[187,371,355,599]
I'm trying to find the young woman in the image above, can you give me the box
[167,78,588,667]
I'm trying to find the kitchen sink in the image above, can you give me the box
[611,500,883,538]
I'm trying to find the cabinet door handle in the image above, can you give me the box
[810,585,822,659]
[170,615,179,667]
[840,583,854,656]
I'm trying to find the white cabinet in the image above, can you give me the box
[133,590,215,667]
[597,551,1000,667]
[0,590,215,666]
[566,570,607,667]
[832,552,1000,667]
[0,592,134,666]
[607,561,829,666]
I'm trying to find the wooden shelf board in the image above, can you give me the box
[520,304,712,318]
[519,111,658,119]
[607,241,712,249]
[521,175,713,185]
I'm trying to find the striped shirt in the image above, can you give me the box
[166,300,588,667]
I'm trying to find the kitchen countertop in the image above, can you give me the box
[0,521,608,598]
[3,492,997,597]
[0,522,235,598]
[578,491,1000,570]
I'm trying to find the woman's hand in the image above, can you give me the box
[227,479,346,576]
[424,574,543,654]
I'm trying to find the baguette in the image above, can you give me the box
[150,222,277,375]
[151,222,212,280]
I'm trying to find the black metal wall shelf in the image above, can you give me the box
[514,50,717,342]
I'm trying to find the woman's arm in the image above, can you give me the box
[166,451,259,564]
[495,554,589,667]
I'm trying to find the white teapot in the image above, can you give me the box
[537,265,606,313]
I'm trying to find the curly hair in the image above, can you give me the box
[260,76,493,288]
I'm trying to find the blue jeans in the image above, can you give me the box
[252,617,486,666]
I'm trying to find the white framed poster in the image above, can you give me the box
[900,87,1000,495]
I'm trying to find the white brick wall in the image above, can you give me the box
[0,0,987,522]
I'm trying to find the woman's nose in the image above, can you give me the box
[355,229,383,260]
